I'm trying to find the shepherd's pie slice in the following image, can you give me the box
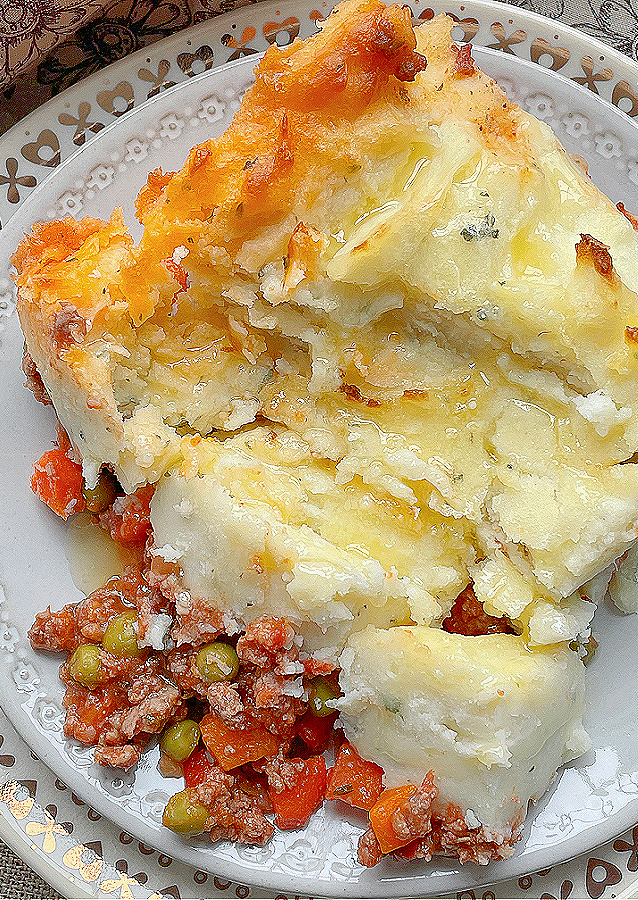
[14,0,638,489]
[13,1,638,606]
[12,0,638,868]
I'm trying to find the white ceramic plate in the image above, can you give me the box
[1,2,638,896]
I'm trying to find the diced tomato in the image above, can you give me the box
[368,784,418,853]
[302,657,336,677]
[200,712,280,771]
[295,710,337,751]
[31,447,86,519]
[63,683,123,743]
[326,740,384,811]
[269,756,327,829]
[183,746,216,788]
[163,258,188,294]
[99,484,154,543]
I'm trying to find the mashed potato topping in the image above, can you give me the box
[14,0,638,868]
[337,625,588,829]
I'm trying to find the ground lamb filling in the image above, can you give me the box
[27,431,520,867]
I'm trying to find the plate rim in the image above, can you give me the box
[1,3,638,897]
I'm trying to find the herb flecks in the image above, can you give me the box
[461,213,499,242]
[332,784,353,795]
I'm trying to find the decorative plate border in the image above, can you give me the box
[1,3,638,899]
[0,782,160,900]
[0,709,271,900]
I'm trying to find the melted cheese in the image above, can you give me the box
[150,427,474,653]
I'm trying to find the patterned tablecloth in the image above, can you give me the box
[0,842,61,900]
[0,0,637,896]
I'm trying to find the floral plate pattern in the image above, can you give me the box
[1,3,638,898]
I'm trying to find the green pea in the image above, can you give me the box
[82,469,119,514]
[68,643,102,688]
[308,676,341,717]
[102,611,142,657]
[160,720,201,762]
[163,790,208,835]
[195,642,239,684]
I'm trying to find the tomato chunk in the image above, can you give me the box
[295,709,337,751]
[368,784,418,853]
[31,447,85,519]
[269,756,327,829]
[183,746,216,788]
[326,740,384,811]
[200,712,280,771]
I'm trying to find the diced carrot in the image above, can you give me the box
[269,756,327,829]
[183,746,216,788]
[31,447,86,519]
[368,784,418,853]
[200,712,280,771]
[295,709,337,751]
[326,740,384,811]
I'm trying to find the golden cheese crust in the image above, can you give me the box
[14,0,525,489]
[13,215,109,283]
[120,0,527,322]
[14,210,132,409]
[139,0,429,231]
[12,0,638,512]
[12,0,525,359]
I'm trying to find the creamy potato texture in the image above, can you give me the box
[337,625,588,832]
